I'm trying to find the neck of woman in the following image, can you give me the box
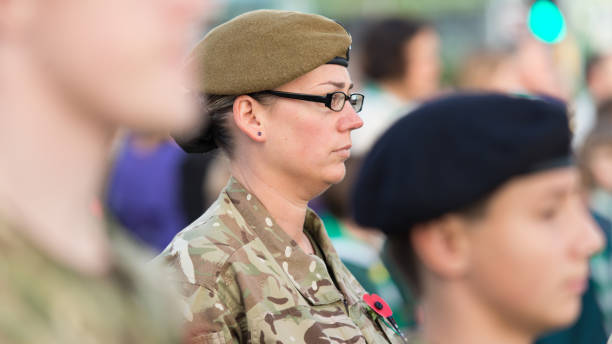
[0,49,115,276]
[230,162,317,254]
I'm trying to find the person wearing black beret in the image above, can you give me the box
[352,93,604,344]
[157,9,403,344]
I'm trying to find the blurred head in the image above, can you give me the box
[0,0,207,133]
[457,50,521,93]
[362,18,440,101]
[515,37,571,101]
[408,167,601,334]
[175,10,362,196]
[352,93,602,336]
[578,120,612,192]
[586,53,612,104]
[597,97,612,123]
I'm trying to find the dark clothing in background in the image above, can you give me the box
[180,153,216,222]
[107,135,210,252]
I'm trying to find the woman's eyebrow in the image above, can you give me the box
[317,81,354,90]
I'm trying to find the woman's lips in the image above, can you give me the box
[333,145,352,158]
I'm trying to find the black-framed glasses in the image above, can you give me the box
[258,90,364,113]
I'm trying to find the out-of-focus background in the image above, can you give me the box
[105,1,612,342]
[108,0,612,248]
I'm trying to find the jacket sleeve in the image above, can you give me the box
[180,278,243,344]
[167,240,246,344]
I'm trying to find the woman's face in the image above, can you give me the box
[261,64,363,196]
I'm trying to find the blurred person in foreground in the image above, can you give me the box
[0,0,206,342]
[353,93,604,344]
[351,18,440,156]
[156,10,403,344]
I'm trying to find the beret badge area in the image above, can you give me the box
[327,46,351,67]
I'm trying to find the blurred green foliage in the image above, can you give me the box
[312,0,489,19]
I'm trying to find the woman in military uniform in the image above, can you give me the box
[158,10,402,344]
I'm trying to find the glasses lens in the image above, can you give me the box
[350,94,364,113]
[330,92,346,111]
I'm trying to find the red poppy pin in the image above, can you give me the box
[362,293,408,343]
[362,293,392,318]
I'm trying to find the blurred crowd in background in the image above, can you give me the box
[104,0,612,342]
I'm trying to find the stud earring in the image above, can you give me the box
[257,132,262,136]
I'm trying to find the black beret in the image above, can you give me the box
[351,93,572,235]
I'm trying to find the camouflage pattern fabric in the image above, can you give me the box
[0,218,184,344]
[156,177,405,343]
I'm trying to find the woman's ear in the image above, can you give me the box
[232,95,266,143]
[411,215,472,281]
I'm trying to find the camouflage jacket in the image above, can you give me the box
[157,177,404,343]
[0,217,183,344]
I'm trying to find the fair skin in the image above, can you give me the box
[228,64,363,254]
[0,0,206,275]
[381,28,440,102]
[588,55,612,103]
[516,37,569,101]
[589,145,612,191]
[410,167,603,344]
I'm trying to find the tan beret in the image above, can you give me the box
[187,9,352,95]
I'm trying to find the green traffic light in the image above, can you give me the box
[528,0,566,44]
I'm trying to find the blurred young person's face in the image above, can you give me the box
[589,57,612,103]
[403,28,440,101]
[25,0,208,132]
[463,167,603,335]
[589,144,612,191]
